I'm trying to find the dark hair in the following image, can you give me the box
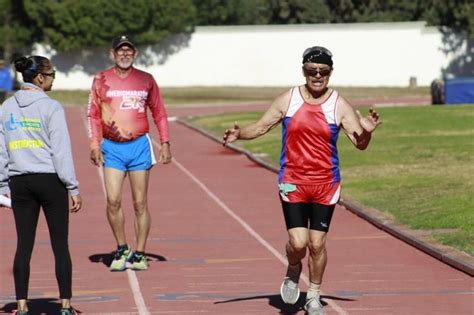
[14,56,51,83]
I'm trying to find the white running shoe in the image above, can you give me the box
[280,262,302,304]
[280,277,300,304]
[304,296,325,315]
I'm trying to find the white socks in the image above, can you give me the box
[307,281,321,299]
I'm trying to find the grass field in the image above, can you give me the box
[190,105,474,255]
[48,86,429,106]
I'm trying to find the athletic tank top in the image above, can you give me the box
[278,86,340,185]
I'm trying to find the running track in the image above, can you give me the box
[0,104,472,314]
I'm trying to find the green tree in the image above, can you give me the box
[3,0,472,60]
[326,0,425,23]
[194,0,331,25]
[193,0,269,25]
[23,0,196,52]
[422,0,473,76]
[325,0,473,37]
[325,0,356,23]
[0,0,37,61]
[267,0,331,24]
[353,0,423,22]
[423,0,474,37]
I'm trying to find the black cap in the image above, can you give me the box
[112,35,136,50]
[302,46,333,67]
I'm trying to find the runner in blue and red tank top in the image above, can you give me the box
[87,35,172,272]
[223,46,381,314]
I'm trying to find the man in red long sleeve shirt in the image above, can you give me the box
[87,35,172,271]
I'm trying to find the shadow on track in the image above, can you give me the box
[89,252,167,267]
[0,298,68,314]
[214,292,355,314]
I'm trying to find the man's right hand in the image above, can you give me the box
[222,122,240,146]
[90,148,103,167]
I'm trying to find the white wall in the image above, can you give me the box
[34,22,462,89]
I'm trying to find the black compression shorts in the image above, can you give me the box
[280,197,335,232]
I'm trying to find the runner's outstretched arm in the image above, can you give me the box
[223,91,290,145]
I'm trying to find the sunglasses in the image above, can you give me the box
[304,67,331,77]
[41,71,56,79]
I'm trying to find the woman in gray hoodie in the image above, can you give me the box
[0,56,82,315]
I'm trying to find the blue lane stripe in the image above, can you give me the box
[278,117,291,183]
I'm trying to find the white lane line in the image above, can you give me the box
[80,108,150,315]
[153,140,347,315]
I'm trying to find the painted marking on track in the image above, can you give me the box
[331,235,389,240]
[183,274,246,279]
[73,288,126,295]
[205,257,272,264]
[153,139,347,315]
[0,294,119,304]
[80,108,150,315]
[156,291,273,301]
[337,289,474,297]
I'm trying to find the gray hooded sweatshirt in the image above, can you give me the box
[0,83,79,196]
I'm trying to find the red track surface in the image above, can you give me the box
[0,105,472,315]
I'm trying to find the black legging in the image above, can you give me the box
[9,173,72,300]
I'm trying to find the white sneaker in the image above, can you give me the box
[280,277,300,304]
[280,262,302,304]
[304,296,325,315]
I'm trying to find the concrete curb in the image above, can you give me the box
[176,117,474,277]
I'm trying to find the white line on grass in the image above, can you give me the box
[81,108,150,315]
[152,139,347,315]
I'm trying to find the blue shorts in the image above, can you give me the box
[101,134,156,172]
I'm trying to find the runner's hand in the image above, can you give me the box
[356,107,381,133]
[90,148,103,167]
[158,142,172,164]
[223,122,240,146]
[70,194,82,213]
